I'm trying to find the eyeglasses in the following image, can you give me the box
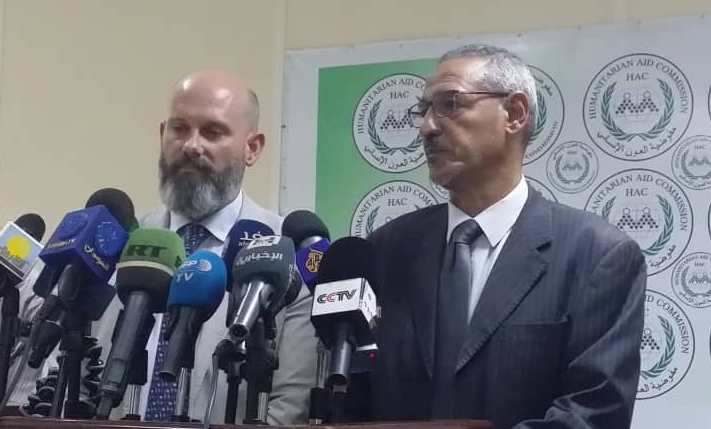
[407,90,510,127]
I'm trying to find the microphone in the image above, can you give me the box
[160,250,226,422]
[28,189,134,418]
[95,228,185,418]
[223,219,275,289]
[160,250,226,381]
[28,189,134,368]
[311,237,377,388]
[281,211,334,423]
[282,210,330,291]
[228,235,295,342]
[32,188,135,299]
[0,214,45,405]
[40,208,125,283]
[0,214,45,291]
[222,220,275,325]
[210,220,273,424]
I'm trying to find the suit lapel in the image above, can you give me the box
[407,205,448,378]
[456,189,553,372]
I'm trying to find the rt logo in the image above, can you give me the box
[125,244,166,258]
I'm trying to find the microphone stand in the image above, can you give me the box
[308,341,330,425]
[122,313,155,420]
[170,344,195,422]
[243,317,278,425]
[49,312,88,418]
[216,296,247,424]
[48,265,92,419]
[170,368,191,422]
[326,321,356,423]
[0,285,20,400]
[223,342,245,424]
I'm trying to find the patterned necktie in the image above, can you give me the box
[144,223,211,421]
[432,219,482,418]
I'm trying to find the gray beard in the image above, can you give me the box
[159,155,244,221]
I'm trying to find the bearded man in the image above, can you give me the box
[93,70,317,424]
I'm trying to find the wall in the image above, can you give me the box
[285,0,711,49]
[0,0,285,233]
[0,0,708,232]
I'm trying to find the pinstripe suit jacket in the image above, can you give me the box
[367,188,646,429]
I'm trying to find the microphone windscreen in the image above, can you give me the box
[15,213,46,242]
[168,250,226,318]
[317,236,372,284]
[115,228,186,311]
[85,188,136,230]
[222,219,275,289]
[0,219,44,284]
[282,210,330,246]
[39,205,128,282]
[232,236,294,295]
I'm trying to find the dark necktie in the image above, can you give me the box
[144,223,211,421]
[432,219,482,418]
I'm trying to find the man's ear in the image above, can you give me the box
[504,92,530,136]
[244,131,266,166]
[159,121,166,140]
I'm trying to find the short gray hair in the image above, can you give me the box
[440,44,537,142]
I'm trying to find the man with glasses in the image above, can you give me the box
[367,45,646,429]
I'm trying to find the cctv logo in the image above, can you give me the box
[317,289,357,304]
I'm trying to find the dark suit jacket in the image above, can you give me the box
[366,188,646,429]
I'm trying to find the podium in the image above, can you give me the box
[0,417,493,429]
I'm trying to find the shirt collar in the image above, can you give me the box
[168,190,244,243]
[447,176,528,247]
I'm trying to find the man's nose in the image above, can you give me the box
[182,132,204,157]
[419,109,440,138]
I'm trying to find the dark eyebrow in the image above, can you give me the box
[203,121,230,134]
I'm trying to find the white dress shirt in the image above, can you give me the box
[446,176,528,321]
[137,191,244,417]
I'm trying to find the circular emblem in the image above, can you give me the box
[525,176,558,202]
[671,135,711,190]
[350,181,437,238]
[637,290,694,399]
[429,179,449,203]
[524,66,565,164]
[94,221,126,257]
[585,169,692,275]
[352,74,426,173]
[671,252,711,308]
[546,140,599,193]
[584,53,693,161]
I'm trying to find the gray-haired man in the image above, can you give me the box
[367,44,645,429]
